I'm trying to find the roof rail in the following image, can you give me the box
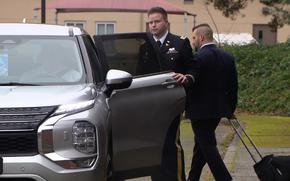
[68,27,74,36]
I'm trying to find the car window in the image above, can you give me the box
[99,36,161,76]
[0,36,85,85]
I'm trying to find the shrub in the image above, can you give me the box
[223,43,290,115]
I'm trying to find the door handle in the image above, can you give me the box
[161,80,177,89]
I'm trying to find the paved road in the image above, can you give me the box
[225,137,290,181]
[127,119,234,181]
[127,119,290,181]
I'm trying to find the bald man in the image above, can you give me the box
[185,24,238,181]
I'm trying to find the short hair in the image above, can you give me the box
[147,6,168,21]
[192,23,213,41]
[192,23,211,32]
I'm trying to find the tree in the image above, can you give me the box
[205,0,290,30]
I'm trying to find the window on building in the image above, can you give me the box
[64,21,85,29]
[258,30,263,41]
[96,22,115,35]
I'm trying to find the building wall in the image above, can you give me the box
[50,10,187,36]
[53,11,145,34]
[0,0,59,24]
[167,0,290,43]
[1,0,289,43]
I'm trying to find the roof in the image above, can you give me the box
[214,33,258,45]
[0,23,85,36]
[45,0,194,15]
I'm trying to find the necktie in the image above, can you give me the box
[156,40,162,48]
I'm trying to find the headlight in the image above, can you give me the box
[72,121,96,154]
[53,100,95,116]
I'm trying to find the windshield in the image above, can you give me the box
[0,36,85,85]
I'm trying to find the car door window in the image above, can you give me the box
[94,33,161,76]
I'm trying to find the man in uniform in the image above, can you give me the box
[146,6,197,181]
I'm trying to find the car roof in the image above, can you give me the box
[0,23,87,36]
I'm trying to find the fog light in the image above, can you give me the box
[56,157,96,169]
[74,157,96,168]
[72,121,96,154]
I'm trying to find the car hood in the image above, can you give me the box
[0,84,97,108]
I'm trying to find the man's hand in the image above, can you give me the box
[173,73,188,85]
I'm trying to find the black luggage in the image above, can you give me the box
[229,118,290,181]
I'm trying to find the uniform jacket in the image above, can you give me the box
[156,33,195,76]
[186,44,238,119]
[137,32,197,80]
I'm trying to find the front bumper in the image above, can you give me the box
[1,154,105,181]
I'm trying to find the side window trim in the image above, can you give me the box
[81,35,105,83]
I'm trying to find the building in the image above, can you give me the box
[167,0,290,44]
[0,0,289,45]
[44,0,194,37]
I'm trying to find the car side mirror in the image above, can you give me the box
[105,69,132,95]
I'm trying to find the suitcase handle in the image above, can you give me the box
[229,118,263,163]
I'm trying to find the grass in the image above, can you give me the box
[180,120,194,139]
[180,115,290,181]
[237,114,290,148]
[180,120,194,172]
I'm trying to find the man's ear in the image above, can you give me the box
[200,35,205,42]
[165,21,169,27]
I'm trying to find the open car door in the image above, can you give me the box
[94,33,186,179]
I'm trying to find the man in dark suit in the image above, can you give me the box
[186,24,238,181]
[146,7,197,181]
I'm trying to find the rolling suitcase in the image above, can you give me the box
[229,118,290,181]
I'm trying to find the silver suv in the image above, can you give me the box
[0,23,185,181]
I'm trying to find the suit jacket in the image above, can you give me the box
[137,33,197,80]
[186,44,238,119]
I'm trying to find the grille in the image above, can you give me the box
[0,106,56,155]
[0,132,37,156]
